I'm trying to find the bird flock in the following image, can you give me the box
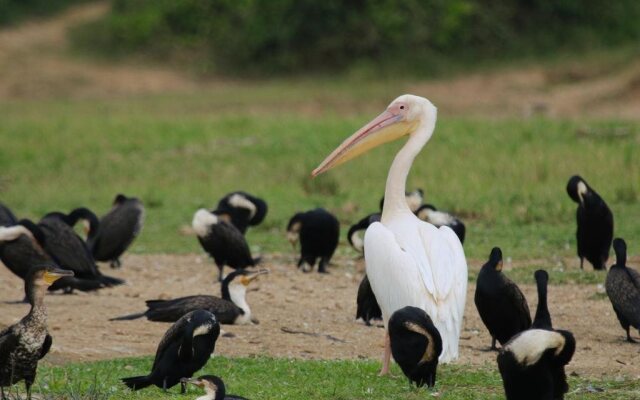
[0,95,637,400]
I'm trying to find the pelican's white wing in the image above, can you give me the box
[364,215,467,362]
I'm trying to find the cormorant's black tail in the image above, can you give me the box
[252,256,262,265]
[110,311,146,321]
[121,375,152,390]
[99,274,125,286]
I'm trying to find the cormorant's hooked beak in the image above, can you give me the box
[241,269,269,286]
[577,181,587,205]
[312,109,413,177]
[44,268,74,285]
[180,377,203,387]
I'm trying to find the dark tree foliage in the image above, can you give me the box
[70,0,640,74]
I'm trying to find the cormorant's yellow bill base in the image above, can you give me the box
[43,268,74,285]
[312,107,416,177]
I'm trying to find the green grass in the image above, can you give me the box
[4,356,629,399]
[0,88,638,262]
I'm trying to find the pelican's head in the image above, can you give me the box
[312,95,437,177]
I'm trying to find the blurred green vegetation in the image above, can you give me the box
[69,0,640,76]
[0,0,90,26]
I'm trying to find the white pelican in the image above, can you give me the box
[312,95,467,372]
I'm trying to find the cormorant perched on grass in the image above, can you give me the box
[193,209,257,282]
[0,265,73,400]
[388,306,442,388]
[38,209,124,292]
[475,247,531,350]
[121,310,219,392]
[605,238,640,343]
[356,274,382,326]
[0,220,53,302]
[182,375,249,400]
[111,269,268,324]
[497,329,576,400]
[566,175,614,270]
[286,208,339,273]
[415,204,466,244]
[89,194,145,269]
[215,191,267,234]
[531,270,552,330]
[347,213,380,253]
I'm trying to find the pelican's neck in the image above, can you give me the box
[381,116,435,221]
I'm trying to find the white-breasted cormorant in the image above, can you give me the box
[475,247,531,350]
[388,306,442,388]
[89,194,145,269]
[286,208,339,273]
[347,213,380,253]
[182,375,249,400]
[193,209,257,282]
[566,175,614,270]
[497,329,575,400]
[605,238,640,343]
[38,209,124,292]
[0,265,73,400]
[112,269,267,324]
[121,310,220,392]
[379,188,424,213]
[415,204,466,244]
[0,220,53,302]
[215,191,267,234]
[356,274,382,326]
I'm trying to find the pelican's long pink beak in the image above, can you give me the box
[312,109,411,177]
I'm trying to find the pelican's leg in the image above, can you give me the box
[378,331,391,376]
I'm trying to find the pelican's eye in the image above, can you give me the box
[400,105,405,110]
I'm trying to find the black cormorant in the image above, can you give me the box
[531,270,552,330]
[121,310,219,392]
[215,192,267,234]
[38,209,124,292]
[415,204,466,244]
[388,306,442,388]
[474,247,531,350]
[497,329,576,400]
[0,265,73,400]
[112,269,267,324]
[566,175,614,270]
[89,194,145,269]
[286,208,339,273]
[347,213,380,253]
[193,209,257,282]
[605,238,640,343]
[355,274,382,326]
[182,375,249,400]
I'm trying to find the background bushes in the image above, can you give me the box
[68,0,640,75]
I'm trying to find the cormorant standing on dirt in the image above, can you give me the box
[286,208,339,273]
[566,175,614,270]
[193,209,257,282]
[89,194,145,269]
[605,238,640,343]
[121,310,220,392]
[356,274,382,326]
[475,247,531,349]
[0,265,73,400]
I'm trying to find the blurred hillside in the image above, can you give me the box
[0,1,639,119]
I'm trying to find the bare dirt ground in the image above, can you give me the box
[1,253,639,380]
[0,2,639,119]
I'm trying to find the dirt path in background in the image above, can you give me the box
[0,2,639,118]
[1,254,638,380]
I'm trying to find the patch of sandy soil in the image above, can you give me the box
[1,253,639,381]
[0,2,640,119]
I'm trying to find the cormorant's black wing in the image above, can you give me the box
[0,326,19,365]
[151,314,193,370]
[209,222,254,268]
[607,268,640,329]
[92,200,144,261]
[39,334,52,359]
[146,295,241,324]
[39,218,99,277]
[503,277,532,329]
